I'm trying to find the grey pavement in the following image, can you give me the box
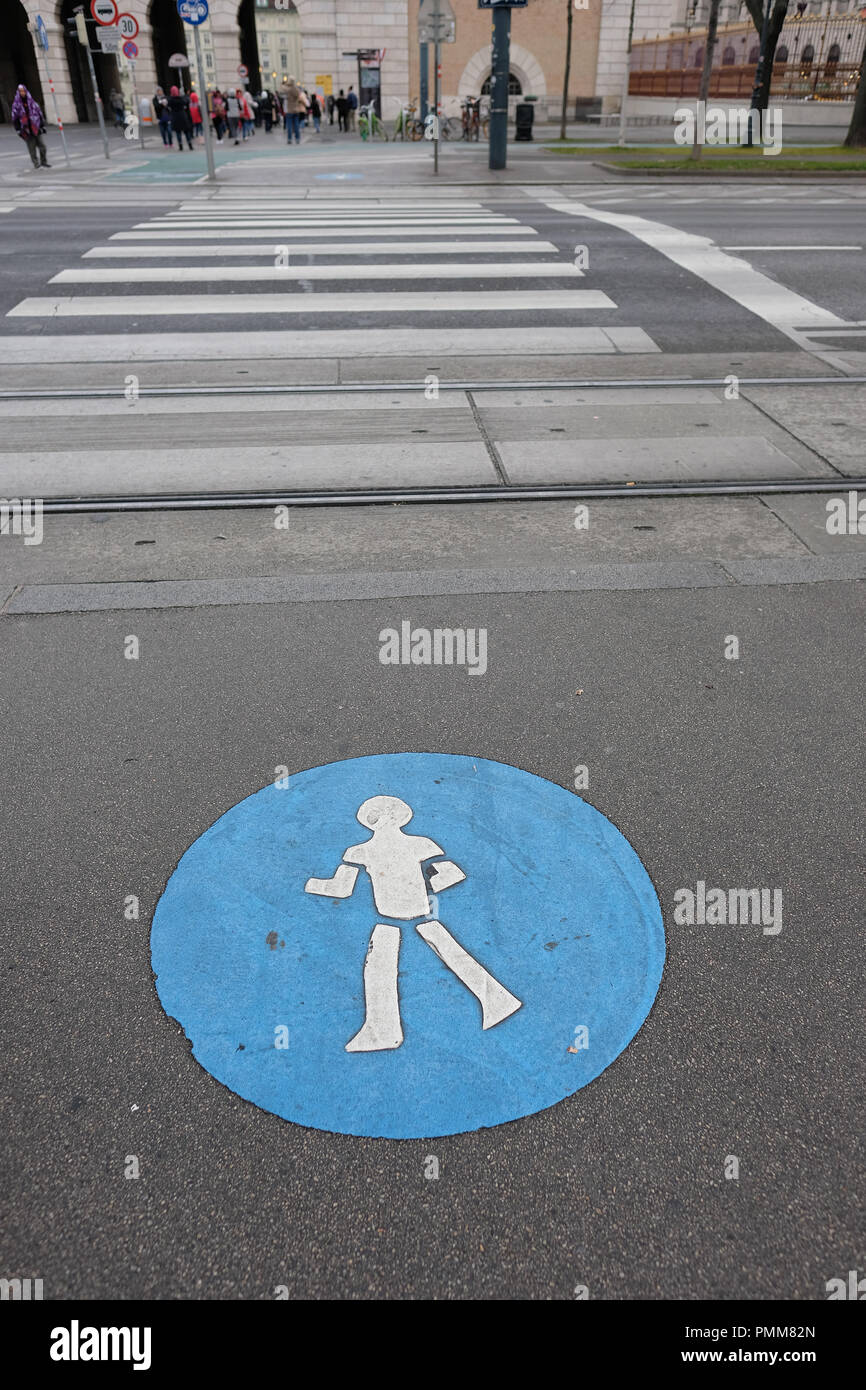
[1,146,864,1304]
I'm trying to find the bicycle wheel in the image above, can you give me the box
[374,119,389,141]
[408,120,424,141]
[440,119,455,141]
[481,117,490,137]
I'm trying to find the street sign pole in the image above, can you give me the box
[128,57,144,148]
[76,7,111,160]
[433,0,440,174]
[193,25,216,181]
[488,2,510,170]
[35,20,73,169]
[419,0,428,120]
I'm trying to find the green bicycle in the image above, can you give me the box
[359,103,389,141]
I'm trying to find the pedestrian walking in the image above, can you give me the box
[347,85,358,131]
[238,89,255,140]
[281,77,307,145]
[211,89,226,143]
[336,88,349,132]
[168,86,193,151]
[153,86,172,146]
[225,90,240,143]
[258,88,273,133]
[11,85,50,170]
[188,89,203,140]
[109,88,125,132]
[327,92,335,125]
[309,92,321,133]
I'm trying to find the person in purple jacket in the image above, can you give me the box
[11,85,50,170]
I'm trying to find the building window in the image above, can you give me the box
[721,46,736,65]
[480,71,523,96]
[827,42,841,65]
[777,45,789,63]
[748,44,759,62]
[801,44,815,65]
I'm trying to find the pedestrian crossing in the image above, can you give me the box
[4,194,659,359]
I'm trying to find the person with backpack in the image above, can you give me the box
[11,85,49,169]
[238,89,255,140]
[347,86,358,131]
[309,92,321,133]
[225,90,241,144]
[168,86,193,151]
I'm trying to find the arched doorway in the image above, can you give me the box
[480,71,523,96]
[0,0,44,124]
[60,0,120,122]
[150,0,188,91]
[238,0,262,91]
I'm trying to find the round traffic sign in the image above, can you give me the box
[117,12,139,39]
[177,0,209,23]
[151,753,665,1139]
[237,64,248,77]
[91,0,118,24]
[122,39,138,58]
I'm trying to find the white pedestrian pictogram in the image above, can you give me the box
[304,795,522,1051]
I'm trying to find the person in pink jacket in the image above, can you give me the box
[188,89,203,140]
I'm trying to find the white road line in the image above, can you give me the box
[0,390,473,419]
[0,326,651,361]
[83,240,560,258]
[146,218,517,229]
[109,226,539,241]
[52,262,584,284]
[9,290,616,317]
[174,202,488,212]
[722,245,862,252]
[542,199,846,331]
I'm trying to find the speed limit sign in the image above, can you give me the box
[117,12,139,40]
[91,0,118,23]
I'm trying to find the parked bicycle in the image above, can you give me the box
[359,102,389,141]
[461,97,484,141]
[395,101,425,141]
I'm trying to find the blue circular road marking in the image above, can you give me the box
[151,753,664,1138]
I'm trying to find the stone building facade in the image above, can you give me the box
[7,0,410,124]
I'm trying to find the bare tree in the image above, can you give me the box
[691,0,722,160]
[743,0,790,113]
[560,0,575,140]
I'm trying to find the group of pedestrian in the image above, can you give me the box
[151,79,327,150]
[327,86,358,132]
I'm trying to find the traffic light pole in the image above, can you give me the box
[80,20,110,160]
[488,4,510,170]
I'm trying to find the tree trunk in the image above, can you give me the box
[560,0,574,141]
[691,0,721,160]
[844,39,866,147]
[743,0,789,111]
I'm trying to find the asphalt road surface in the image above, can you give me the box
[0,145,863,1306]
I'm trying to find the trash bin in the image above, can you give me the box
[515,102,534,142]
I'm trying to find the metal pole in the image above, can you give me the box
[434,37,440,174]
[81,25,110,160]
[488,4,510,170]
[42,51,73,169]
[420,40,429,119]
[127,58,144,149]
[617,0,637,147]
[193,25,216,180]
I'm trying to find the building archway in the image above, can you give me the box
[457,43,546,100]
[150,0,188,90]
[480,71,522,96]
[237,0,261,89]
[0,0,44,124]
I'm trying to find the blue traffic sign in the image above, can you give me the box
[151,754,664,1138]
[35,15,49,49]
[177,0,208,23]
